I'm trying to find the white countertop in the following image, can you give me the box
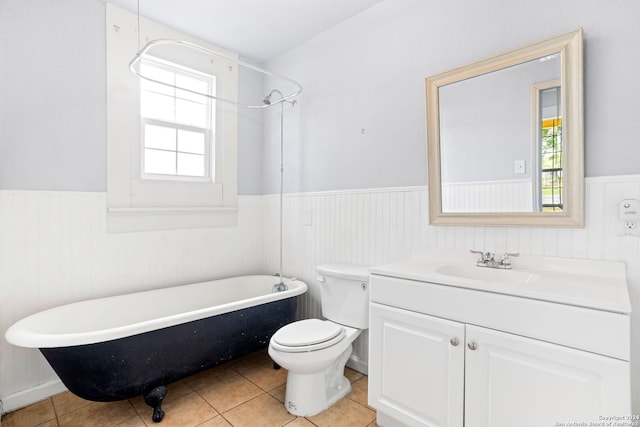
[370,249,631,314]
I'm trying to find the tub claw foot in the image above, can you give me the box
[144,385,168,423]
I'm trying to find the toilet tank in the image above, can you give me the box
[316,264,370,329]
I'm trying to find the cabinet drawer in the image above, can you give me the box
[371,274,630,360]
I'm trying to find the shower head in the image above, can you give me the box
[263,89,284,105]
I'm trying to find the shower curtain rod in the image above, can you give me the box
[129,39,303,109]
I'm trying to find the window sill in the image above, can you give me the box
[107,206,238,233]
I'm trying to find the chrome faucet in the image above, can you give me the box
[499,252,520,269]
[470,250,519,269]
[272,281,288,293]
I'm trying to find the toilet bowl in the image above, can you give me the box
[268,264,369,417]
[269,319,362,416]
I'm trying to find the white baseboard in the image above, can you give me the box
[347,354,368,375]
[1,379,67,414]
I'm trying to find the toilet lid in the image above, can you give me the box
[272,319,345,352]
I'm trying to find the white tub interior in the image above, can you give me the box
[6,275,307,348]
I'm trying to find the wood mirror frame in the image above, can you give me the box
[425,29,583,227]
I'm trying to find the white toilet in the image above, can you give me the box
[268,264,370,417]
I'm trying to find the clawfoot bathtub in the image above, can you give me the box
[6,275,307,422]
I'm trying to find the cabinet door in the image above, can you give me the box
[464,325,631,427]
[369,303,465,427]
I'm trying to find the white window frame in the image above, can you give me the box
[106,4,238,232]
[141,119,212,182]
[532,79,563,213]
[140,57,214,183]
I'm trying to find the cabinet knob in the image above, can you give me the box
[450,337,459,346]
[467,341,478,351]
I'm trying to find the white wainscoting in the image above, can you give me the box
[442,179,533,212]
[261,187,429,374]
[0,192,265,412]
[2,175,640,413]
[262,175,640,412]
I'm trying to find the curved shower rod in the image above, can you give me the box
[129,39,303,109]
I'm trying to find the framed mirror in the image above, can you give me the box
[426,29,583,227]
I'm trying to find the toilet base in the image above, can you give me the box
[282,345,353,417]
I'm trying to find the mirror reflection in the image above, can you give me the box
[439,55,560,213]
[426,29,583,226]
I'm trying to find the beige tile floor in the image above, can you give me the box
[1,349,377,427]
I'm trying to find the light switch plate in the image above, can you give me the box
[303,210,313,226]
[619,199,640,220]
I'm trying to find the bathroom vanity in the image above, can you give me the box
[368,250,631,427]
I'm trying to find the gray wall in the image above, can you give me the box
[0,0,265,195]
[0,0,106,191]
[263,0,640,194]
[237,67,265,195]
[439,56,559,183]
[2,0,639,195]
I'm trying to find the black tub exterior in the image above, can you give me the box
[40,297,296,421]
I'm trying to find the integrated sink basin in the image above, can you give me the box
[435,264,537,284]
[369,248,632,315]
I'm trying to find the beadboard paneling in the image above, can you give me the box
[442,179,533,212]
[2,176,640,413]
[262,176,640,410]
[0,192,264,411]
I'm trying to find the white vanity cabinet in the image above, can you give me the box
[368,254,632,427]
[369,303,465,427]
[464,324,629,427]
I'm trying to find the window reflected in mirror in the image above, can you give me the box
[425,28,584,227]
[535,83,563,212]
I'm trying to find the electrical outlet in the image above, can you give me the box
[618,199,640,236]
[619,220,640,236]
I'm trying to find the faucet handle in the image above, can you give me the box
[470,250,490,257]
[471,250,494,260]
[500,252,520,267]
[470,249,485,261]
[471,250,495,267]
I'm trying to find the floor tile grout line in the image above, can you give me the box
[45,397,59,426]
[9,349,374,427]
[191,381,271,419]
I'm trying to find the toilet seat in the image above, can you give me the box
[271,319,345,353]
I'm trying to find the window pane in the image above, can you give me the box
[145,125,176,151]
[177,153,205,177]
[142,80,175,97]
[175,99,207,127]
[140,65,175,95]
[176,74,209,103]
[141,63,174,84]
[139,59,214,181]
[145,149,176,175]
[141,92,175,122]
[178,130,205,154]
[140,79,175,96]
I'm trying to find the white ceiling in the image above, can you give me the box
[107,0,384,62]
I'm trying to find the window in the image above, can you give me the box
[140,59,215,181]
[540,86,563,212]
[540,111,563,212]
[106,4,238,232]
[533,81,563,212]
